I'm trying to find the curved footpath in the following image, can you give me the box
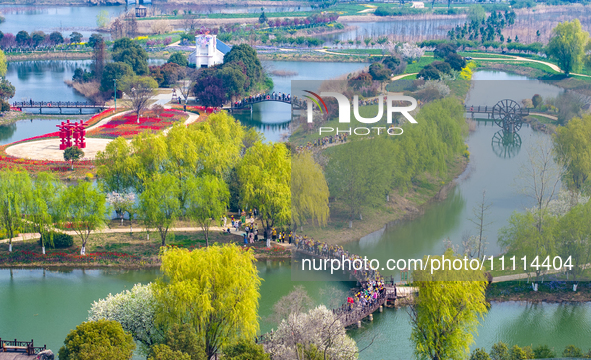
[315,48,590,78]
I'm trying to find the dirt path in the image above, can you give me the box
[529,112,558,120]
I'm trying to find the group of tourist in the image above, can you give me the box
[295,236,380,281]
[295,235,388,314]
[347,280,386,312]
[271,228,293,244]
[231,92,292,108]
[295,133,348,153]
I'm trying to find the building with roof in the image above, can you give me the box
[135,5,147,17]
[188,35,231,68]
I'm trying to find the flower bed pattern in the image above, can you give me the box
[0,249,146,266]
[84,108,128,128]
[86,109,188,139]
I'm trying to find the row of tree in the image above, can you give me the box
[470,342,591,359]
[323,97,468,226]
[447,8,516,43]
[96,111,293,245]
[0,30,92,50]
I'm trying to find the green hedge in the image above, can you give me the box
[39,232,74,248]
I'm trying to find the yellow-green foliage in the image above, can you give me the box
[291,151,330,228]
[459,61,477,80]
[410,250,489,360]
[154,245,261,359]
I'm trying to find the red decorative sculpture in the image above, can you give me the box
[57,119,86,150]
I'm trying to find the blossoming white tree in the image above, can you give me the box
[88,283,163,351]
[265,305,358,360]
[396,42,424,63]
[106,191,136,226]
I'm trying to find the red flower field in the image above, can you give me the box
[86,109,188,139]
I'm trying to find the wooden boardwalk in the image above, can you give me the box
[294,248,409,328]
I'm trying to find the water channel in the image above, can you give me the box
[1,69,588,358]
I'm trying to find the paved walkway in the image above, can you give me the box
[5,138,113,161]
[0,225,293,248]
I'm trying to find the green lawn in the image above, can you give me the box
[458,51,513,59]
[527,114,557,125]
[405,57,436,73]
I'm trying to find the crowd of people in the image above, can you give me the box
[295,235,388,315]
[295,133,348,153]
[231,92,292,108]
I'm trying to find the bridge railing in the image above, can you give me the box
[464,105,530,115]
[0,337,47,355]
[12,101,105,108]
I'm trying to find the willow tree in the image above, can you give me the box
[129,131,168,194]
[193,111,245,177]
[237,142,291,236]
[154,245,261,359]
[291,151,329,232]
[546,19,589,76]
[553,114,591,192]
[184,174,229,246]
[0,169,32,252]
[164,124,199,207]
[410,250,489,360]
[62,181,108,255]
[137,173,181,246]
[28,172,64,254]
[96,136,135,195]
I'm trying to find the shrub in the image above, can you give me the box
[533,344,555,358]
[563,344,583,357]
[509,345,527,360]
[418,64,441,80]
[0,100,10,112]
[223,339,269,360]
[470,348,491,360]
[149,344,190,360]
[490,342,510,360]
[532,94,543,108]
[58,319,135,360]
[40,232,74,248]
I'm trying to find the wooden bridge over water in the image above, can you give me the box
[464,104,530,118]
[224,95,305,112]
[12,101,107,114]
[255,245,412,345]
